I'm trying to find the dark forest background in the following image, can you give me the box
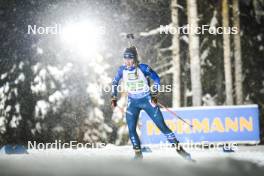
[0,0,263,146]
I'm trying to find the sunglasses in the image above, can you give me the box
[124,53,135,59]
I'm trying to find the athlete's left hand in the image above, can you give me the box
[151,92,158,104]
[111,96,117,109]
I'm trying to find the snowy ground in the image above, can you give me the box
[0,145,264,176]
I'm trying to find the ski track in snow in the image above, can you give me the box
[0,145,264,176]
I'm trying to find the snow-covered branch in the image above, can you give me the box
[153,61,172,72]
[140,23,172,37]
[158,67,173,77]
[160,46,173,52]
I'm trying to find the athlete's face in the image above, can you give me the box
[124,58,134,67]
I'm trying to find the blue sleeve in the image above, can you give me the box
[112,66,124,97]
[139,64,160,92]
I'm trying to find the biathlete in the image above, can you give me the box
[111,46,192,160]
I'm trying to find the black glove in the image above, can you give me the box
[111,96,117,108]
[151,92,158,104]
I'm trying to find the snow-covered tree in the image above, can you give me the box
[187,0,202,106]
[232,0,243,105]
[222,0,234,105]
[171,0,181,107]
[31,51,113,143]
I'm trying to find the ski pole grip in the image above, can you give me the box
[126,33,134,39]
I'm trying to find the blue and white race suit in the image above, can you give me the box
[112,63,178,149]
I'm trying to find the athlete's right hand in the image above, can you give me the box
[151,96,158,104]
[111,97,117,109]
[151,92,158,104]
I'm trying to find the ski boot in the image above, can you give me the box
[134,149,143,160]
[172,143,195,162]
